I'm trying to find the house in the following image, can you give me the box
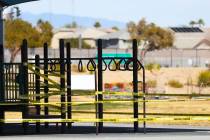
[51,26,210,50]
[144,27,210,67]
[99,27,210,49]
[51,27,114,48]
[169,27,209,49]
[100,30,132,49]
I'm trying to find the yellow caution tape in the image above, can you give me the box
[24,90,210,98]
[1,117,210,123]
[96,91,143,96]
[68,111,210,117]
[40,74,65,79]
[96,91,103,95]
[1,98,210,106]
[28,64,61,89]
[76,91,210,97]
[100,91,210,97]
[30,64,65,78]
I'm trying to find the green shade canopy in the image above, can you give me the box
[0,0,38,6]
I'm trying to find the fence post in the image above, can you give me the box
[35,55,41,133]
[170,48,173,67]
[196,49,198,67]
[66,42,72,129]
[95,69,98,134]
[181,49,183,67]
[0,46,4,102]
[0,7,4,133]
[44,43,49,128]
[21,39,29,134]
[97,39,103,133]
[0,42,4,133]
[0,6,4,103]
[60,39,66,132]
[133,39,139,132]
[142,66,146,133]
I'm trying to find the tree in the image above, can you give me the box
[198,19,205,27]
[7,7,21,20]
[65,21,78,28]
[94,21,101,28]
[5,19,41,62]
[36,19,53,45]
[112,26,119,31]
[127,18,174,61]
[127,21,137,36]
[189,20,196,27]
[189,19,205,27]
[5,18,53,62]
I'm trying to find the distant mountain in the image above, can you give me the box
[21,13,126,29]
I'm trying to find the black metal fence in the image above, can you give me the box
[3,63,36,102]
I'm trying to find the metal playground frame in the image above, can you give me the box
[0,39,147,134]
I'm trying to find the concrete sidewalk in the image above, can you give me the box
[0,123,210,139]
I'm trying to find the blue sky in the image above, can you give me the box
[5,0,210,27]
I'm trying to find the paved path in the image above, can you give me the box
[1,133,210,140]
[1,123,210,139]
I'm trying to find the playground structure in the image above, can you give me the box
[0,39,146,134]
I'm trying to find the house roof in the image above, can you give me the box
[53,27,108,40]
[170,27,209,49]
[100,30,130,40]
[205,28,210,40]
[193,39,210,49]
[0,0,38,6]
[193,28,210,49]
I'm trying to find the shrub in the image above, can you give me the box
[80,66,87,73]
[116,83,125,89]
[145,63,161,71]
[111,60,120,71]
[198,71,210,87]
[104,83,113,89]
[146,80,157,88]
[71,64,78,72]
[87,64,95,74]
[168,80,183,88]
[53,64,60,71]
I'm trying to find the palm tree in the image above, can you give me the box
[198,19,205,27]
[94,21,101,28]
[189,21,196,27]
